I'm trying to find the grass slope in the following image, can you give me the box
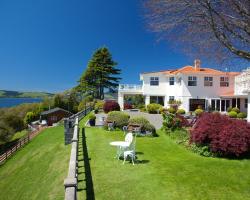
[81,127,250,200]
[0,126,71,200]
[0,90,54,98]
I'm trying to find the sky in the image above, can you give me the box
[0,0,233,93]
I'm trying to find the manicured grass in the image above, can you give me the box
[80,126,250,200]
[0,126,71,200]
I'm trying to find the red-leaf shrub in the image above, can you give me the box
[103,101,120,113]
[176,114,189,127]
[124,103,132,110]
[190,112,250,157]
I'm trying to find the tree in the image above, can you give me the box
[53,94,67,109]
[78,47,121,99]
[145,0,250,63]
[24,111,36,125]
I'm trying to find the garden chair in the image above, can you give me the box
[107,121,115,131]
[122,126,128,135]
[123,135,136,165]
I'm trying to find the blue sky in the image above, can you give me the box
[0,0,228,93]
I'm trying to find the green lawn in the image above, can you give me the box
[80,126,250,200]
[0,126,71,200]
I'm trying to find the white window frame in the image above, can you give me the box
[169,77,175,85]
[204,76,213,86]
[220,77,229,87]
[150,77,159,86]
[188,76,197,86]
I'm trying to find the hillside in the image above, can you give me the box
[0,90,54,98]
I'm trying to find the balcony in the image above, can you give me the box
[118,84,143,94]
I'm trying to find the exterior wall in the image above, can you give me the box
[43,110,72,126]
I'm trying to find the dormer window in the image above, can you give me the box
[169,77,175,85]
[150,77,159,86]
[188,76,197,86]
[220,77,229,87]
[204,77,213,86]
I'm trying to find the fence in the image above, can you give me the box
[0,127,45,165]
[64,107,93,200]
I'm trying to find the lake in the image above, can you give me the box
[0,98,42,108]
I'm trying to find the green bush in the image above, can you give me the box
[24,111,36,125]
[168,107,176,114]
[237,112,247,119]
[231,107,240,113]
[128,117,156,135]
[194,109,203,116]
[228,111,237,118]
[88,113,96,120]
[176,109,185,115]
[94,100,104,111]
[147,103,162,114]
[106,111,130,128]
[227,107,232,112]
[189,144,214,157]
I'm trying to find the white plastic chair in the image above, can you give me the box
[123,136,136,165]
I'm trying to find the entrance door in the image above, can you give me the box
[189,99,205,111]
[221,99,230,112]
[211,99,221,111]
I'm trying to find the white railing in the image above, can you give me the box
[235,68,250,94]
[118,84,142,91]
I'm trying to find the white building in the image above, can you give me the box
[118,60,250,121]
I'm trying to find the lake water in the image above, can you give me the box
[0,98,42,108]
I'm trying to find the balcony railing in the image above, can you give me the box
[118,84,142,91]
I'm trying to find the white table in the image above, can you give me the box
[110,141,130,159]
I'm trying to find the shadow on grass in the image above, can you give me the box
[80,127,95,200]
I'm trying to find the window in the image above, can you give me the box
[169,77,175,85]
[188,76,197,86]
[204,77,213,86]
[245,99,248,109]
[150,77,159,86]
[150,96,164,106]
[169,96,175,101]
[220,77,229,87]
[51,116,57,121]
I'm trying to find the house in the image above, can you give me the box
[118,59,250,122]
[40,107,73,126]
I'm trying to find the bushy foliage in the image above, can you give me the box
[0,121,14,143]
[176,109,186,115]
[2,114,25,132]
[88,113,96,120]
[94,100,104,111]
[147,103,162,114]
[190,112,250,157]
[162,112,189,132]
[194,109,203,116]
[128,117,156,135]
[228,111,237,118]
[24,111,37,125]
[106,111,130,128]
[124,103,133,110]
[237,112,247,119]
[231,107,240,113]
[103,101,120,113]
[227,107,232,112]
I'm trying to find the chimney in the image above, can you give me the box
[194,59,201,71]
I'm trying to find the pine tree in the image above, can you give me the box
[78,47,121,99]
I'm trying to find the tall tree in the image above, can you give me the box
[145,0,250,63]
[78,47,121,99]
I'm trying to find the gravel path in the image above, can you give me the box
[95,111,163,129]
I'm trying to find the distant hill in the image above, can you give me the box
[0,90,54,98]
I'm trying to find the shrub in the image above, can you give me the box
[147,103,162,114]
[237,112,247,119]
[194,109,203,116]
[168,107,176,114]
[124,103,133,110]
[103,101,120,113]
[128,117,156,135]
[88,113,96,120]
[24,111,36,125]
[94,100,104,111]
[159,107,167,114]
[228,111,237,118]
[106,111,130,128]
[190,112,250,157]
[227,107,232,112]
[176,109,185,115]
[231,107,240,113]
[162,112,187,132]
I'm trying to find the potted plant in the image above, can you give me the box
[89,113,96,126]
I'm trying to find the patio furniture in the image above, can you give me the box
[110,141,130,159]
[128,123,142,134]
[122,126,128,136]
[123,134,136,165]
[107,121,115,131]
